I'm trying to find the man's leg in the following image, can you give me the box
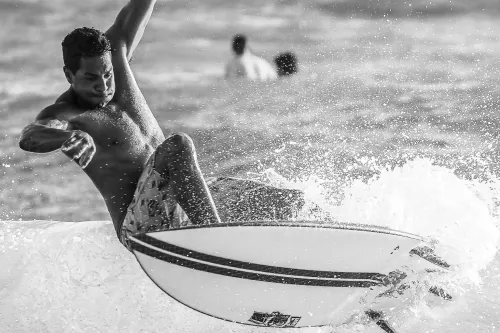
[154,133,221,225]
[206,177,305,221]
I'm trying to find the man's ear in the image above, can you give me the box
[63,66,74,84]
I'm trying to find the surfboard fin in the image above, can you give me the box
[365,310,397,333]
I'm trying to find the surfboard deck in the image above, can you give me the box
[130,220,452,328]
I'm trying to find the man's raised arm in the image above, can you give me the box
[106,0,158,61]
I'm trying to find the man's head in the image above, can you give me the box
[274,52,298,77]
[232,34,247,56]
[62,27,114,108]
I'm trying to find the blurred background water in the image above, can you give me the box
[1,0,500,332]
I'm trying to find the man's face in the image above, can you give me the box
[65,52,115,108]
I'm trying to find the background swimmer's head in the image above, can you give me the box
[62,27,115,108]
[274,52,298,77]
[232,34,247,56]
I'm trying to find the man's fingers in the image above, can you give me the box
[80,157,90,169]
[64,135,78,145]
[78,146,96,169]
[72,143,89,160]
[61,131,95,168]
[62,138,82,152]
[73,152,84,161]
[80,152,94,169]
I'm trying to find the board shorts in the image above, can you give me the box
[120,151,190,251]
[119,152,306,251]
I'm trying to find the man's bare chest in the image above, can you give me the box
[70,105,148,150]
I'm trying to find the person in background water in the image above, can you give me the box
[225,34,278,82]
[18,0,221,251]
[225,34,299,81]
[18,1,306,251]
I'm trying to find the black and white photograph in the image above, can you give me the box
[1,0,499,332]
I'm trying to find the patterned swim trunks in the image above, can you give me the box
[120,151,189,251]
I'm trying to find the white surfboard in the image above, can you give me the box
[129,221,453,328]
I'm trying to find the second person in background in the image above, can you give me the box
[225,34,278,82]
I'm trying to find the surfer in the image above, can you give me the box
[18,0,306,251]
[225,34,278,82]
[18,0,221,250]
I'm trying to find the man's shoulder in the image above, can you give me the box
[252,55,277,79]
[35,99,81,122]
[54,89,75,104]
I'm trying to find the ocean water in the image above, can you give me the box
[1,0,500,332]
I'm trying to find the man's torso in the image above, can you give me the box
[226,52,277,81]
[59,45,165,230]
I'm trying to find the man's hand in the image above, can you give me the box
[105,0,157,61]
[61,130,96,169]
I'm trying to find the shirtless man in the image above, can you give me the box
[225,34,278,82]
[18,0,221,249]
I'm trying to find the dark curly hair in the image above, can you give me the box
[62,27,112,73]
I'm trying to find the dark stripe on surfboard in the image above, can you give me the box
[134,233,385,282]
[131,241,380,287]
[130,238,383,288]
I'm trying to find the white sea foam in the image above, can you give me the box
[259,158,499,274]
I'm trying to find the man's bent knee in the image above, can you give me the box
[154,133,198,175]
[163,133,195,153]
